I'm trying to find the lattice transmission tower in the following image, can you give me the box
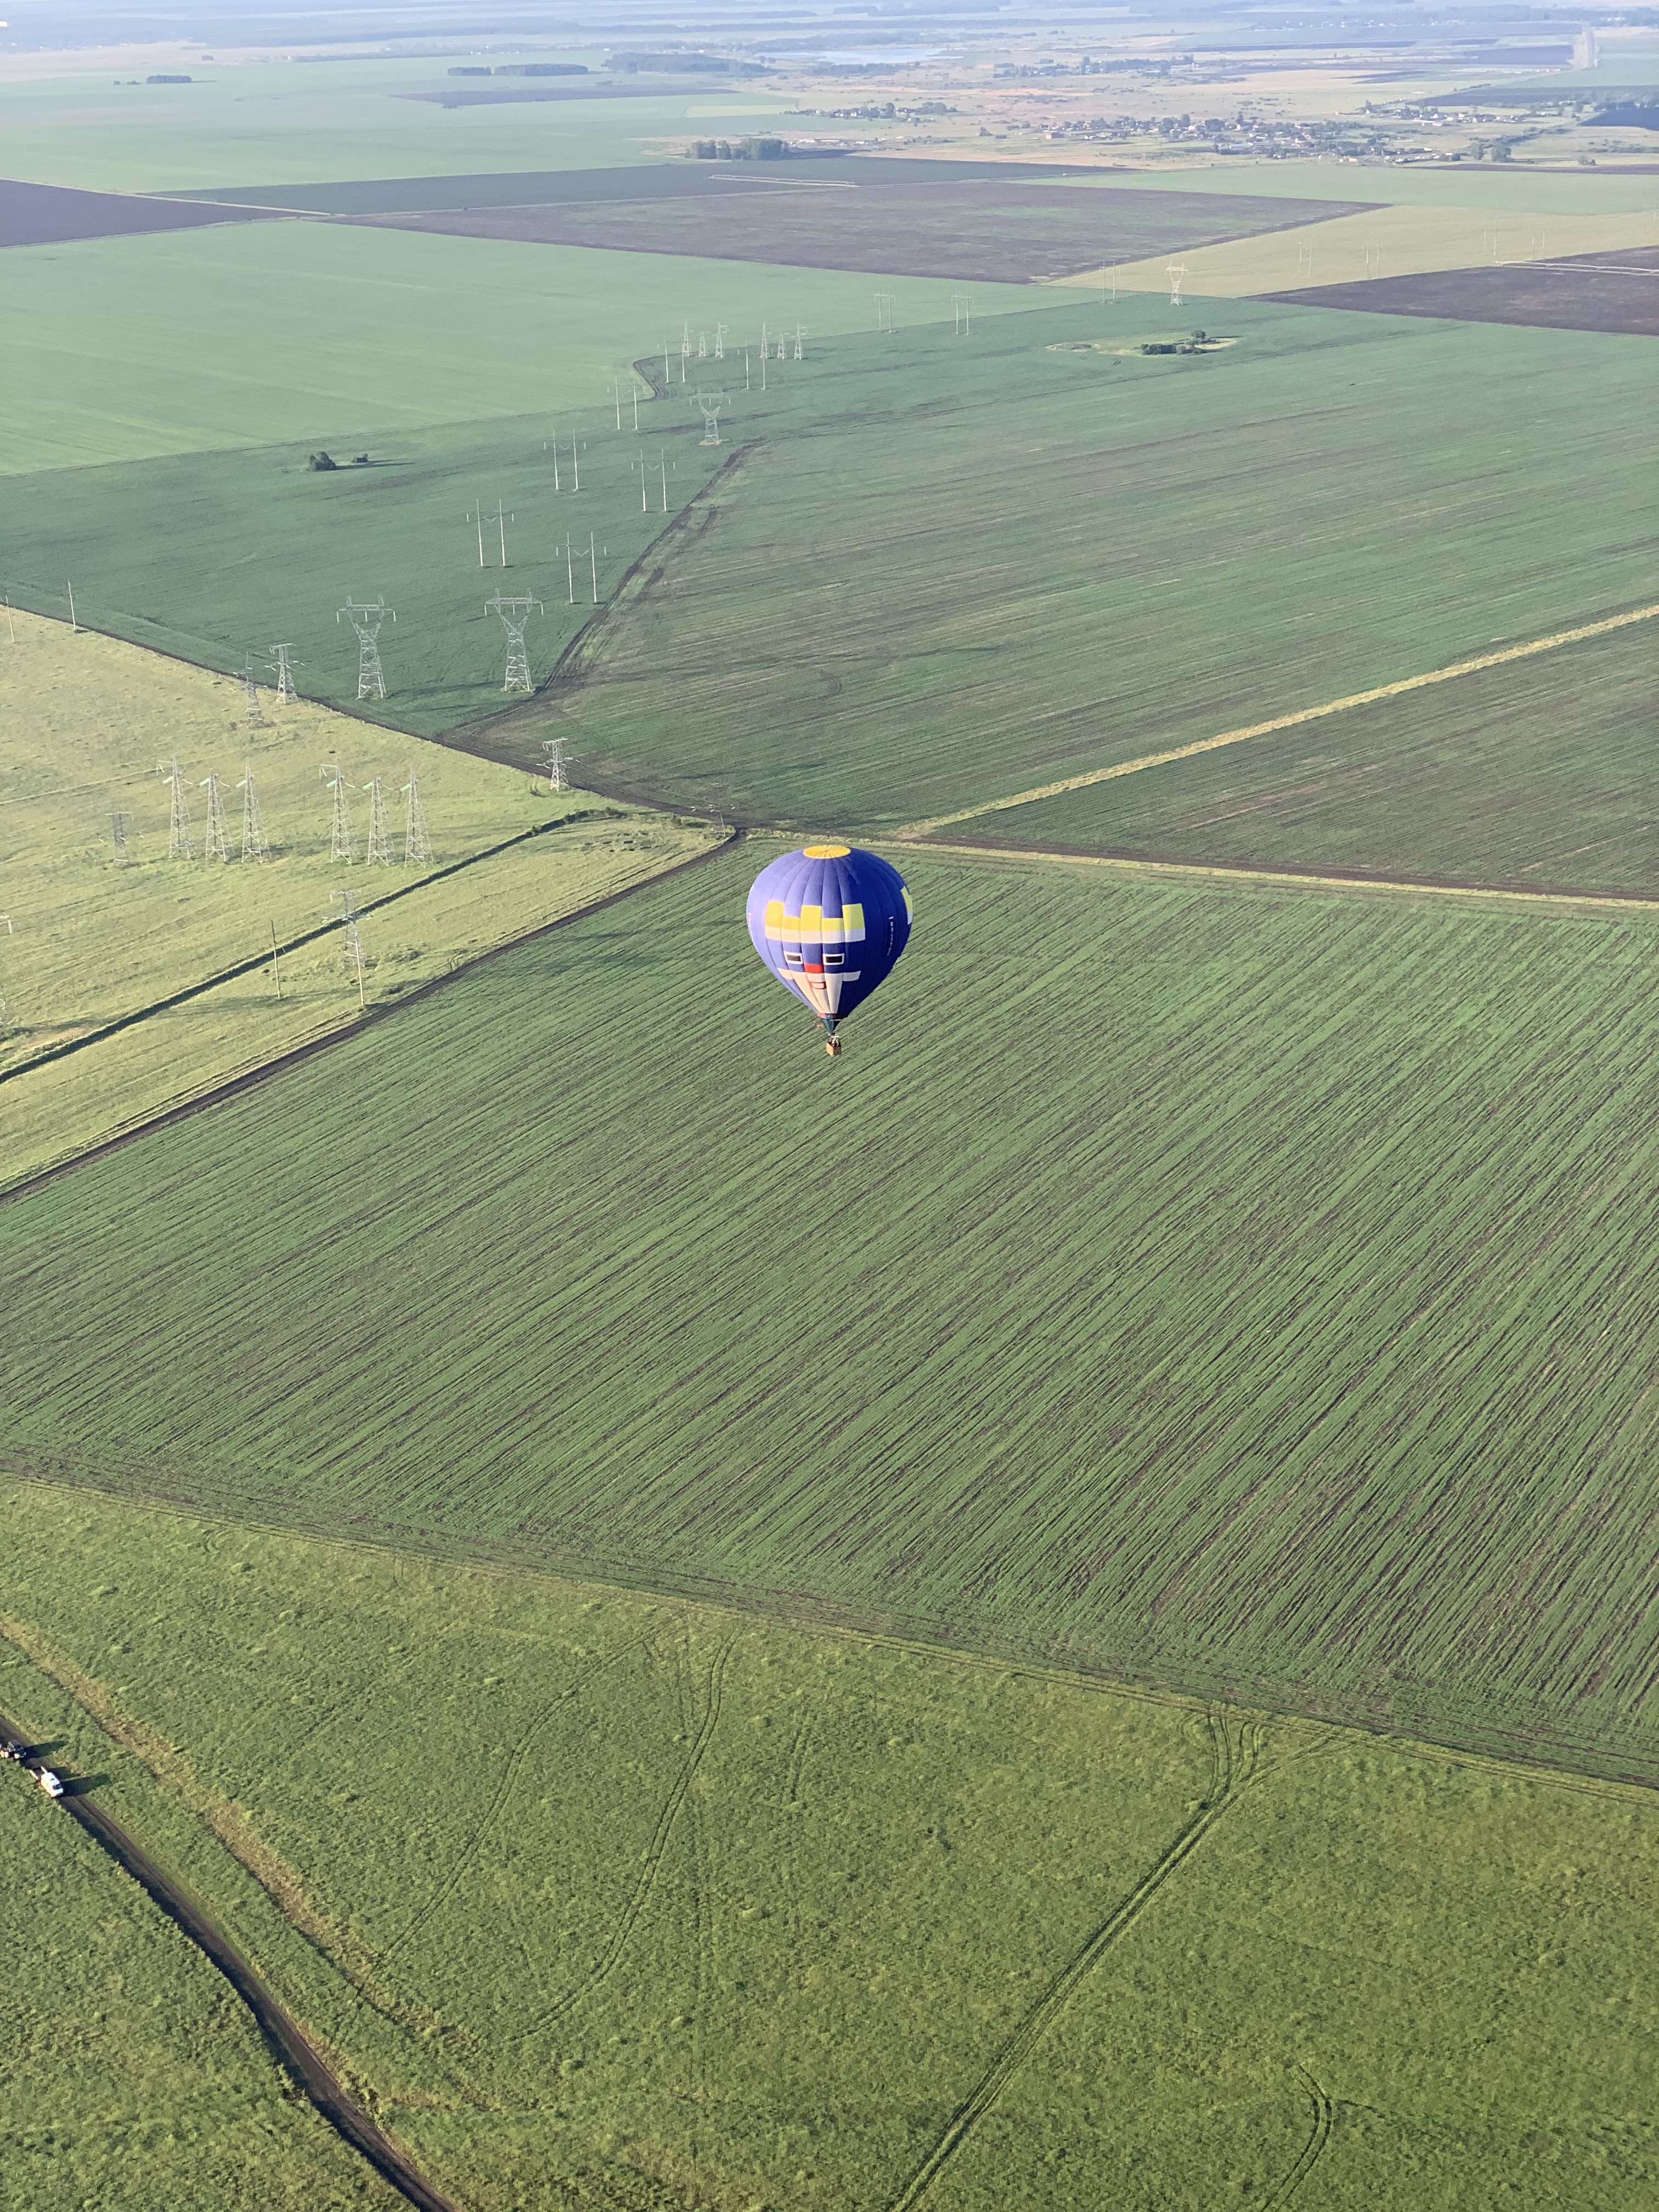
[268,644,299,705]
[539,738,574,793]
[692,388,729,447]
[1166,261,1187,308]
[485,591,543,694]
[238,766,270,862]
[402,770,433,865]
[332,889,366,1006]
[200,773,230,862]
[363,775,393,864]
[159,756,191,859]
[110,810,133,866]
[321,761,355,861]
[239,657,269,730]
[337,597,394,700]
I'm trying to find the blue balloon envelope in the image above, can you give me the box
[746,843,913,1053]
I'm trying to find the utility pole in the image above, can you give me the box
[467,498,487,565]
[659,449,669,512]
[631,449,649,511]
[565,538,575,605]
[494,501,512,566]
[715,323,727,360]
[588,533,597,607]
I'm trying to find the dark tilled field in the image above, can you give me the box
[1259,248,1659,336]
[404,81,766,108]
[0,177,283,249]
[177,155,1118,217]
[350,180,1362,285]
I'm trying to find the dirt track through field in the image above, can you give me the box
[889,1714,1267,2210]
[0,1700,461,2212]
[898,600,1659,839]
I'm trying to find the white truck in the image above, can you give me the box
[35,1768,64,1799]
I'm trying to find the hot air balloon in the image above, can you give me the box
[746,843,913,1056]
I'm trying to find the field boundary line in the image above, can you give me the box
[0,803,635,1093]
[889,839,1659,914]
[0,828,740,1209]
[889,1719,1267,2210]
[895,599,1659,838]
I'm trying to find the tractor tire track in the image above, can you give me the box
[372,1636,651,1980]
[888,1716,1266,2212]
[1261,2067,1335,2207]
[0,1699,462,2212]
[515,1637,734,2039]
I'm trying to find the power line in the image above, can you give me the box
[337,598,393,701]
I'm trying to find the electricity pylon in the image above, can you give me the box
[321,761,355,861]
[363,775,392,864]
[337,597,393,701]
[268,643,298,704]
[240,657,269,729]
[159,756,191,858]
[200,773,230,862]
[401,770,432,865]
[238,766,270,862]
[485,591,543,693]
[692,388,729,447]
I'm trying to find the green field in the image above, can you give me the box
[0,1688,393,2210]
[10,294,1655,850]
[1,1481,1654,2211]
[0,219,1052,473]
[0,60,788,193]
[956,618,1659,893]
[0,610,717,1187]
[528,301,1657,838]
[7,843,1659,1778]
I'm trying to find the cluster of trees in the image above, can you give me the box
[690,136,787,160]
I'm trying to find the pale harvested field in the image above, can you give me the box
[1054,200,1659,298]
[0,611,718,1186]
